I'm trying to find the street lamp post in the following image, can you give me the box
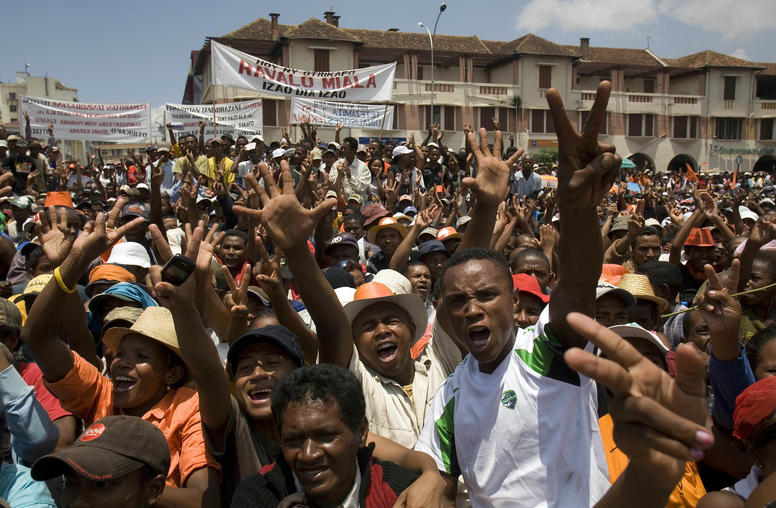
[418,3,446,125]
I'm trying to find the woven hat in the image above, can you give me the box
[102,306,181,357]
[616,273,668,313]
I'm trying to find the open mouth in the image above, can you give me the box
[247,388,272,404]
[376,342,398,362]
[467,326,491,353]
[113,375,137,392]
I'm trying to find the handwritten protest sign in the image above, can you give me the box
[164,100,263,140]
[290,97,394,129]
[21,96,150,143]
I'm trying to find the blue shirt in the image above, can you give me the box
[709,348,755,431]
[0,365,59,466]
[0,462,56,508]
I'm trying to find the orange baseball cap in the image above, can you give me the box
[437,226,460,241]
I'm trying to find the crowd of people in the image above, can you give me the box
[0,80,774,507]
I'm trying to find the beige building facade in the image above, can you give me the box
[184,12,776,174]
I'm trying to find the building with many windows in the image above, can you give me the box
[183,12,776,174]
[0,72,86,160]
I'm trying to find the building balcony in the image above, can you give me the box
[754,99,776,117]
[391,79,520,108]
[571,90,704,116]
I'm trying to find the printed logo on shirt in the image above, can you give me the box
[501,390,517,410]
[80,423,106,442]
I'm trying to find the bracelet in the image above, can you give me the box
[53,267,77,295]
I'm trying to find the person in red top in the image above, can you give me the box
[20,202,221,507]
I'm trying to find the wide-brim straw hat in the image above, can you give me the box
[616,273,668,314]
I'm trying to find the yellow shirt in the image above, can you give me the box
[599,413,706,508]
[208,157,235,187]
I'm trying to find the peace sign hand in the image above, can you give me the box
[546,81,621,209]
[563,313,713,486]
[699,259,742,361]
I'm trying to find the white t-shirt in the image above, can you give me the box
[415,307,609,508]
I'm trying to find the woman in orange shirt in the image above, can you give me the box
[21,202,221,507]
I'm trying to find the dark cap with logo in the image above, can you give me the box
[31,415,170,481]
[120,202,150,221]
[324,234,359,255]
[227,325,305,375]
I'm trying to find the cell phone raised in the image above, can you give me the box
[161,254,196,286]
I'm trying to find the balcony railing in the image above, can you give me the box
[392,79,520,106]
[572,90,705,115]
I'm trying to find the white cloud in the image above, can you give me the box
[658,0,776,40]
[731,48,750,60]
[516,0,657,32]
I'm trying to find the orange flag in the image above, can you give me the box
[731,166,738,188]
[685,163,698,183]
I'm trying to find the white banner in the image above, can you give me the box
[164,100,263,141]
[211,41,395,102]
[20,96,150,143]
[291,97,394,129]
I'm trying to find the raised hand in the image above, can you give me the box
[546,81,620,209]
[0,172,15,198]
[463,128,523,209]
[148,223,174,264]
[563,313,713,485]
[151,226,203,312]
[627,214,644,238]
[222,264,250,316]
[669,207,684,225]
[233,162,337,251]
[70,202,146,264]
[699,259,742,361]
[38,207,78,267]
[415,204,440,230]
[539,223,559,251]
[748,215,776,247]
[183,222,225,274]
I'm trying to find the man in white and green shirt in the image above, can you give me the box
[415,82,621,506]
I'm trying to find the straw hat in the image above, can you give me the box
[367,217,407,244]
[616,273,668,313]
[102,306,181,357]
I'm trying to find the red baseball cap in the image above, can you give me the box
[512,273,550,303]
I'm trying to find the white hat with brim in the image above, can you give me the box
[102,307,182,358]
[609,323,670,354]
[343,282,427,341]
[595,282,637,307]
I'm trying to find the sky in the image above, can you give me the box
[1,0,773,108]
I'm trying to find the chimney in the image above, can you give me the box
[324,11,336,25]
[580,37,590,60]
[269,13,279,40]
[332,15,340,27]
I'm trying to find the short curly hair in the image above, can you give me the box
[271,364,365,433]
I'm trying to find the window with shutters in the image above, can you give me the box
[723,76,737,101]
[539,66,552,89]
[761,118,775,141]
[673,116,698,139]
[627,114,655,137]
[714,117,742,140]
[643,79,655,93]
[530,110,554,133]
[263,99,277,126]
[314,49,330,73]
[444,106,455,131]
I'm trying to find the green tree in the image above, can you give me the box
[534,148,558,166]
